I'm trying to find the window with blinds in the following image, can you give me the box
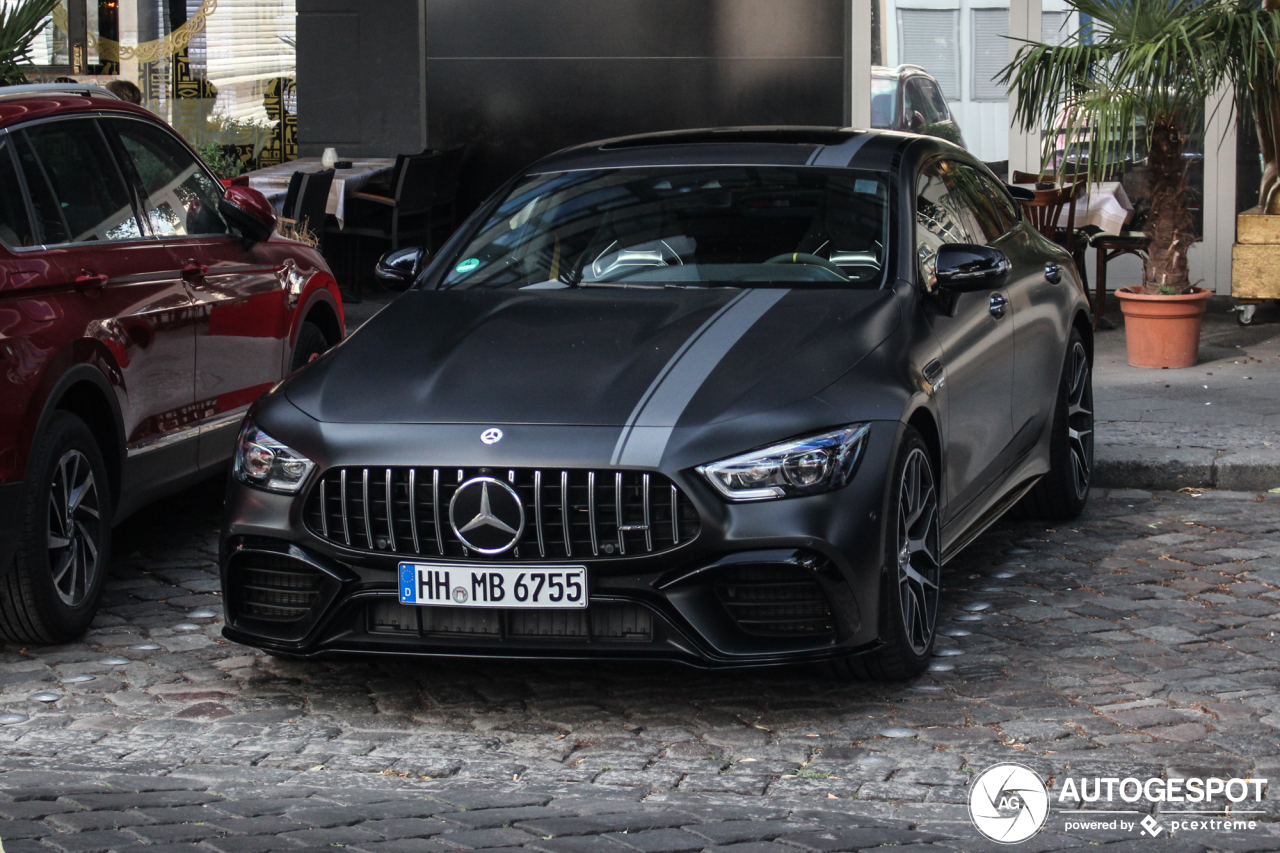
[971,8,1009,101]
[1041,11,1072,45]
[898,9,960,100]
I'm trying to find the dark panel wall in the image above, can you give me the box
[425,0,846,210]
[296,1,847,209]
[297,0,423,158]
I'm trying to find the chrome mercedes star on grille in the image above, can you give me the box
[448,477,525,554]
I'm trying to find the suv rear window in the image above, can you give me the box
[21,119,141,243]
[0,138,35,248]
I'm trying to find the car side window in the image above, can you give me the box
[972,170,1020,238]
[916,160,979,283]
[920,79,950,123]
[20,119,142,244]
[950,163,1016,243]
[111,119,228,238]
[903,79,926,128]
[0,138,36,248]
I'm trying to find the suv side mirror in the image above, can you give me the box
[934,244,1011,292]
[219,186,277,244]
[376,247,427,291]
[910,110,927,131]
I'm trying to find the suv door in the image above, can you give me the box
[105,117,290,472]
[916,158,1015,518]
[13,118,200,511]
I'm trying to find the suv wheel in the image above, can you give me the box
[290,321,329,372]
[0,412,112,645]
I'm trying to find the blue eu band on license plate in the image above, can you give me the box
[398,563,588,609]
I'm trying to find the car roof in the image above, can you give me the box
[530,126,916,174]
[0,90,159,132]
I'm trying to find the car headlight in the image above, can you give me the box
[233,422,316,493]
[697,424,871,501]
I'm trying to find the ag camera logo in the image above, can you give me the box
[969,763,1050,844]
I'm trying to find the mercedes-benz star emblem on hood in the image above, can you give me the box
[448,477,525,554]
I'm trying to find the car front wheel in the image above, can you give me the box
[0,412,111,645]
[832,426,940,681]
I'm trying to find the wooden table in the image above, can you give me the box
[1014,181,1134,235]
[245,157,396,229]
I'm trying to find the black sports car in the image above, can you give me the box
[220,127,1093,680]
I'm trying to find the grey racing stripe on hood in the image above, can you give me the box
[610,287,791,468]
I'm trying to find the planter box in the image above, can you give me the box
[1232,206,1280,299]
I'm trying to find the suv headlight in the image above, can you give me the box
[697,424,871,501]
[233,422,316,493]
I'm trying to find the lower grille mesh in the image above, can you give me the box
[714,564,835,637]
[229,553,323,622]
[366,600,653,642]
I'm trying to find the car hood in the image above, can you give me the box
[284,286,899,428]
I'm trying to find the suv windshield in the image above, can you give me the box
[438,166,889,290]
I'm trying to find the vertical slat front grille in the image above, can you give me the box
[305,467,700,561]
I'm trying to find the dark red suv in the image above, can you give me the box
[0,85,344,644]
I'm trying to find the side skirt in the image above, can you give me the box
[940,474,1040,565]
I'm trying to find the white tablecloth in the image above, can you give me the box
[1015,181,1134,236]
[246,157,396,229]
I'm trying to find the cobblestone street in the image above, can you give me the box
[4,483,1280,851]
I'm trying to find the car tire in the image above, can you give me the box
[0,412,112,645]
[290,321,329,372]
[1016,329,1093,520]
[832,427,941,681]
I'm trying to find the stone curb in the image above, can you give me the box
[1095,445,1280,491]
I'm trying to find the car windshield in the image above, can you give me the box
[437,166,890,291]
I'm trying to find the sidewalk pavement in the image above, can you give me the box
[1095,294,1280,491]
[343,287,1280,491]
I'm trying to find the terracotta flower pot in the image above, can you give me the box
[1115,286,1211,368]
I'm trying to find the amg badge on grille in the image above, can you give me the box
[448,477,525,554]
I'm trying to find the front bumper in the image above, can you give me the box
[218,421,900,668]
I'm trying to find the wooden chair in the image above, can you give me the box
[1089,232,1150,328]
[280,169,334,250]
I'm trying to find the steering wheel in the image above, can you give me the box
[764,252,847,277]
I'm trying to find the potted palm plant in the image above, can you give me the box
[1001,0,1280,368]
[0,0,59,85]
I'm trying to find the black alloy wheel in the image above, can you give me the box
[895,444,942,656]
[832,427,940,681]
[1017,328,1093,520]
[1064,339,1094,502]
[0,412,112,645]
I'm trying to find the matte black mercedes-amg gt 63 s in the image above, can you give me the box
[220,127,1094,680]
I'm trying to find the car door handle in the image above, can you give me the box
[182,262,210,280]
[989,293,1009,319]
[74,272,108,294]
[1045,263,1063,284]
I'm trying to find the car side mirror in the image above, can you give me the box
[910,110,927,131]
[219,186,277,244]
[934,244,1011,293]
[376,247,427,291]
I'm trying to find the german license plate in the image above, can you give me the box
[398,563,587,609]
